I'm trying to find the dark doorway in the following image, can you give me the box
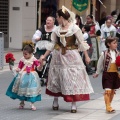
[0,0,9,48]
[41,0,58,26]
[95,0,100,22]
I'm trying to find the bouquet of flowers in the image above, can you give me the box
[116,56,120,77]
[5,53,15,70]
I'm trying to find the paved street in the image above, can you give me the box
[0,50,120,120]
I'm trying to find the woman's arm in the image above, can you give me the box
[74,28,91,64]
[40,50,51,61]
[32,30,42,43]
[83,51,91,64]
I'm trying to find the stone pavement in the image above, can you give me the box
[1,49,120,120]
[51,90,120,120]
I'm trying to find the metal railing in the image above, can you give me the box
[0,32,4,69]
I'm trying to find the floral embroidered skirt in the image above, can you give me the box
[46,49,94,102]
[6,71,41,103]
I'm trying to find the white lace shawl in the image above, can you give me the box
[46,23,90,52]
[18,55,36,73]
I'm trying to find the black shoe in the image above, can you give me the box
[40,79,45,87]
[53,106,59,110]
[71,109,77,113]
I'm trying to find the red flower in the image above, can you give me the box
[5,53,15,65]
[116,56,120,67]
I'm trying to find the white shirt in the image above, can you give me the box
[32,25,56,43]
[96,50,116,74]
[83,32,88,41]
[32,30,42,43]
[101,24,116,39]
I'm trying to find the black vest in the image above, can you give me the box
[39,26,52,41]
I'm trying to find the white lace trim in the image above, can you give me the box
[54,24,79,47]
[35,40,53,52]
[46,47,94,95]
[78,41,90,51]
[47,66,94,95]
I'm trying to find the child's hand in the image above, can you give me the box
[16,68,20,72]
[40,55,46,62]
[93,73,99,78]
[37,60,45,71]
[9,65,13,70]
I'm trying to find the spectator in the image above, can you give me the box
[85,15,101,37]
[75,14,83,29]
[100,18,116,53]
[111,10,118,24]
[82,25,94,74]
[32,16,56,59]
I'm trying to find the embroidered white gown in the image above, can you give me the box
[45,23,94,102]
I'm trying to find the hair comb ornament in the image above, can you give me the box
[61,6,76,23]
[28,44,34,49]
[62,6,66,14]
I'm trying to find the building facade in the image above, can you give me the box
[0,0,120,49]
[9,0,37,49]
[0,0,37,49]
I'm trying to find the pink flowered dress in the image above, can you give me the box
[6,55,41,102]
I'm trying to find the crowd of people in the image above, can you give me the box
[5,6,120,114]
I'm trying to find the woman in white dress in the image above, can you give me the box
[100,18,116,53]
[40,6,94,113]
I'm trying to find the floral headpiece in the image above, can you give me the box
[61,6,76,23]
[62,6,67,14]
[28,44,34,49]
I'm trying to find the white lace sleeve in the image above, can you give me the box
[32,30,42,43]
[46,32,57,51]
[83,33,89,40]
[75,29,90,51]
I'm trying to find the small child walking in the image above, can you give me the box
[6,44,43,111]
[93,37,120,113]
